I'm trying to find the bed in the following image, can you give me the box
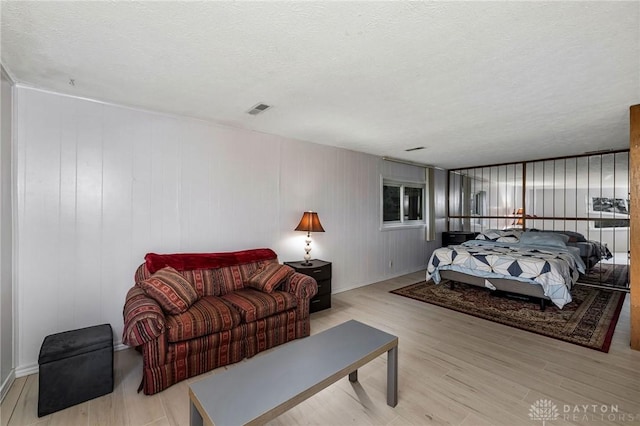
[426,230,588,310]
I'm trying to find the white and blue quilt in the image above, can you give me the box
[426,240,585,309]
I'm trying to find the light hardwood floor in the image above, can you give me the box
[2,270,640,426]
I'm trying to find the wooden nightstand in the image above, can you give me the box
[284,260,331,313]
[442,231,478,246]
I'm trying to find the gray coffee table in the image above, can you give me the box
[189,319,399,425]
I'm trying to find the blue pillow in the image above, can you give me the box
[520,232,569,248]
[529,229,587,242]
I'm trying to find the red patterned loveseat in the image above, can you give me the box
[122,248,317,394]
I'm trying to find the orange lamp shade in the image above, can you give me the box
[295,212,325,233]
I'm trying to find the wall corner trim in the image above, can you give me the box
[1,65,16,85]
[0,369,15,403]
[629,104,640,350]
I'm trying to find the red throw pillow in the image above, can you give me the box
[247,263,294,293]
[139,266,199,314]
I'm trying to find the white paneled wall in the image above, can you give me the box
[1,70,14,397]
[14,86,444,372]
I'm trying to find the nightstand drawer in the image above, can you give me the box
[310,294,331,312]
[316,279,331,296]
[303,264,331,281]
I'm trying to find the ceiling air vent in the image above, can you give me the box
[247,103,272,115]
[405,146,425,152]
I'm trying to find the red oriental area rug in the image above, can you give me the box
[390,279,625,352]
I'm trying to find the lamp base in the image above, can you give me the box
[301,261,312,266]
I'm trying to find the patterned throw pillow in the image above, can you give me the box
[139,266,199,315]
[475,229,522,243]
[246,263,294,293]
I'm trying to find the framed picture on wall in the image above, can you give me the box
[589,197,630,228]
[590,197,629,214]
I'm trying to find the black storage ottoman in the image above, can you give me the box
[38,324,114,417]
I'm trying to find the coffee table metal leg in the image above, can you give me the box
[387,345,398,407]
[190,401,204,426]
[349,370,358,382]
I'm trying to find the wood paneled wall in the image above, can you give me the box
[631,104,639,350]
[13,86,444,373]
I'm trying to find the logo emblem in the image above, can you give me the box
[529,399,559,425]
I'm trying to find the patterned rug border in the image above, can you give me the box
[390,281,626,352]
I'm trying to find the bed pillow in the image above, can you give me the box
[554,230,587,243]
[475,229,522,243]
[529,229,587,243]
[246,263,294,293]
[520,231,569,248]
[139,266,199,315]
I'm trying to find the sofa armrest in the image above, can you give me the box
[282,272,318,300]
[122,286,166,347]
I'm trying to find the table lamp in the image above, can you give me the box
[295,211,325,265]
[512,208,524,226]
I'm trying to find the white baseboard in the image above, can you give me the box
[15,363,37,378]
[332,267,425,294]
[15,343,130,378]
[0,369,16,403]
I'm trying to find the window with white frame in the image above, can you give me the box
[381,178,426,228]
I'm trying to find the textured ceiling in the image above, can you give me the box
[2,1,639,169]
